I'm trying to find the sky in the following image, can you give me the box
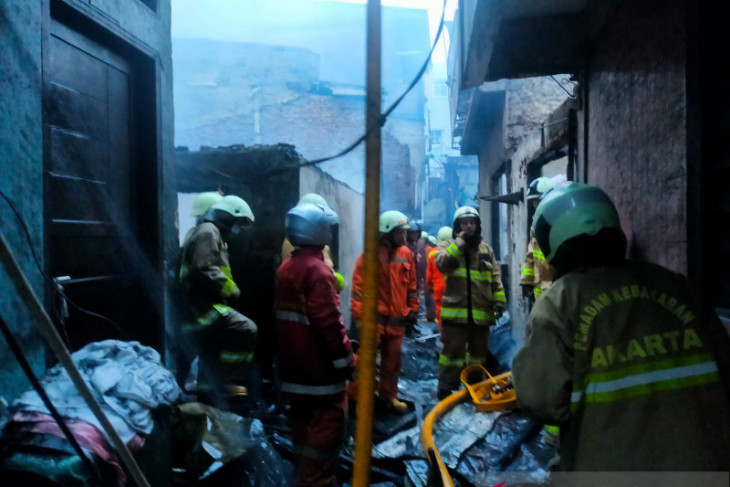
[171,0,457,73]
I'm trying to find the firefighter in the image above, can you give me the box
[178,195,258,411]
[435,206,506,399]
[512,182,730,471]
[520,176,564,301]
[406,219,428,317]
[350,210,419,413]
[422,231,437,321]
[282,193,345,293]
[426,226,453,329]
[191,191,222,225]
[275,202,355,487]
[174,191,223,382]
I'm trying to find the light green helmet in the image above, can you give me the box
[379,210,410,233]
[211,195,255,222]
[527,174,567,200]
[532,182,620,263]
[191,192,222,217]
[437,226,453,242]
[428,236,438,246]
[299,193,329,208]
[421,231,429,239]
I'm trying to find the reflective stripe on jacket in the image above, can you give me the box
[512,260,730,471]
[275,247,354,401]
[520,236,554,297]
[180,222,239,313]
[434,237,505,325]
[351,240,419,324]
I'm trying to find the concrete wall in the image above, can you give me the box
[0,0,47,403]
[299,167,365,327]
[0,0,175,404]
[582,0,689,274]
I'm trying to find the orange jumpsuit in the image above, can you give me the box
[349,240,419,400]
[426,247,446,328]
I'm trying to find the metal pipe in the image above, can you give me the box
[0,233,152,487]
[352,1,382,485]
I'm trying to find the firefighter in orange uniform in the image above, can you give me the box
[275,202,355,487]
[349,210,419,413]
[426,226,453,329]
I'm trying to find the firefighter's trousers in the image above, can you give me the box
[288,397,347,487]
[438,320,490,393]
[181,304,258,407]
[347,321,405,401]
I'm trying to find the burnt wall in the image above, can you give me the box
[175,144,302,377]
[299,166,365,327]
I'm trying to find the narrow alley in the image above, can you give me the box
[1,1,729,486]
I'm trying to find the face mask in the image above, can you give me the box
[231,223,241,235]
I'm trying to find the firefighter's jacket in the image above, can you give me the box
[406,238,428,289]
[434,237,506,325]
[282,239,335,272]
[351,240,419,328]
[520,236,554,298]
[426,247,445,303]
[275,247,355,402]
[513,260,730,471]
[179,222,239,314]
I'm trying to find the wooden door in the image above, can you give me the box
[44,20,158,350]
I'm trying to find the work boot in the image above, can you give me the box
[390,398,409,413]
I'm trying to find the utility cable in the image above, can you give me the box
[268,0,449,174]
[0,190,126,343]
[550,75,577,100]
[0,313,103,486]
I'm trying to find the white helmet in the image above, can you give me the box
[298,193,329,208]
[210,195,255,223]
[286,203,339,246]
[379,210,410,233]
[191,192,222,217]
[453,206,480,224]
[437,226,453,242]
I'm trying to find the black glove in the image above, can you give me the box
[406,311,419,325]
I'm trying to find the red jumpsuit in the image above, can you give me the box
[349,240,419,400]
[275,247,355,487]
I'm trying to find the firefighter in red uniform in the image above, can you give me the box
[275,202,355,487]
[350,210,419,413]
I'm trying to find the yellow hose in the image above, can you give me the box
[420,388,470,487]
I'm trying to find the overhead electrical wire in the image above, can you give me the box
[268,0,449,174]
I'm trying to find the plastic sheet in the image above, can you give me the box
[172,402,292,486]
